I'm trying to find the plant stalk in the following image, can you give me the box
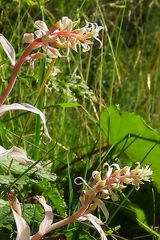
[0,39,41,106]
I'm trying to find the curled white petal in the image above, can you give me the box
[74,177,90,187]
[94,198,109,222]
[81,43,91,52]
[0,146,42,170]
[92,171,100,179]
[35,196,53,235]
[0,103,50,140]
[78,213,107,240]
[0,34,16,66]
[8,192,30,240]
[111,163,120,170]
[103,163,113,178]
[94,35,103,48]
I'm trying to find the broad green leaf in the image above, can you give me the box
[101,105,160,191]
[36,170,57,182]
[121,202,146,223]
[0,203,13,231]
[120,202,158,236]
[0,174,15,184]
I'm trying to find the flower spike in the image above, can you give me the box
[74,162,152,239]
[0,17,103,105]
[8,163,152,240]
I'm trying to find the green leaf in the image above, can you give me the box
[101,105,160,191]
[137,219,160,238]
[0,174,15,184]
[122,202,147,223]
[106,225,121,235]
[57,102,81,108]
[0,203,13,231]
[0,199,8,208]
[57,102,97,123]
[38,180,67,217]
[36,170,57,182]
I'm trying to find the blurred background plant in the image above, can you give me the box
[0,0,160,239]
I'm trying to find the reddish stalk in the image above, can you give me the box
[31,194,94,240]
[0,39,41,106]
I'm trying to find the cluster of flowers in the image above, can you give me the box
[8,162,152,240]
[23,17,103,62]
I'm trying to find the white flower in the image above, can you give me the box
[84,21,104,47]
[22,33,34,44]
[75,20,104,51]
[58,16,79,32]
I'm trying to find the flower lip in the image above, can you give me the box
[22,33,34,43]
[34,20,49,32]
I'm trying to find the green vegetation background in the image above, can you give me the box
[0,0,160,239]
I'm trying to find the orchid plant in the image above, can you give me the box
[0,16,153,240]
[8,163,152,240]
[0,17,102,168]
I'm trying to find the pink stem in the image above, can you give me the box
[0,39,41,106]
[31,195,94,240]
